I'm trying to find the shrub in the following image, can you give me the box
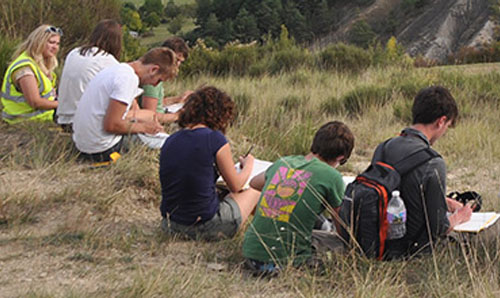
[341,85,393,115]
[278,95,303,112]
[447,44,500,65]
[287,70,311,86]
[348,20,376,49]
[320,96,344,115]
[122,27,146,61]
[215,42,259,76]
[179,39,219,77]
[269,47,310,74]
[394,78,430,99]
[392,99,413,123]
[317,43,372,73]
[0,33,19,87]
[413,55,438,68]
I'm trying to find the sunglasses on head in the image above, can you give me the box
[46,26,63,36]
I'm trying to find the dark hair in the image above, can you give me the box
[162,37,189,59]
[178,86,235,134]
[140,47,178,79]
[80,19,122,59]
[412,85,458,126]
[310,121,355,164]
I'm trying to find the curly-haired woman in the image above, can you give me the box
[1,24,62,123]
[159,86,260,240]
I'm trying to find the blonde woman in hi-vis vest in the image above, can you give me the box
[1,24,62,123]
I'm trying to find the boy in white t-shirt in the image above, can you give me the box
[72,47,178,162]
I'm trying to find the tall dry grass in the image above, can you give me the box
[1,63,499,297]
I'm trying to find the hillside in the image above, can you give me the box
[316,0,495,62]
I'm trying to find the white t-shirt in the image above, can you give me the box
[72,63,143,154]
[57,47,119,124]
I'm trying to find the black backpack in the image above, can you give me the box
[338,139,440,260]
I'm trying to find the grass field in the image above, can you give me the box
[1,62,500,297]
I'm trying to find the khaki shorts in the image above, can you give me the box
[161,195,242,241]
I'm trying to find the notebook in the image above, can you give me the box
[453,212,500,233]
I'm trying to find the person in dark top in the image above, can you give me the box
[380,86,472,259]
[159,86,260,240]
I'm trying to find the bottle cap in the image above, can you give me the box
[392,190,400,197]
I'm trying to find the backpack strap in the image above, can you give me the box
[393,147,441,176]
[374,137,441,176]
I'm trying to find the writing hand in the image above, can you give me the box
[239,154,254,169]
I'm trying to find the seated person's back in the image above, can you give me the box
[243,121,355,269]
[57,19,122,126]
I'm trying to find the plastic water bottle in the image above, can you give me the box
[387,190,406,240]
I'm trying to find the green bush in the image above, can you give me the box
[394,78,430,99]
[342,85,393,115]
[215,42,259,76]
[317,43,372,73]
[179,40,219,77]
[0,33,19,86]
[392,99,413,123]
[320,96,344,115]
[122,27,146,61]
[278,95,303,112]
[269,47,310,74]
[348,20,376,49]
[287,69,311,86]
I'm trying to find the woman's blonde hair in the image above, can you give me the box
[13,24,61,75]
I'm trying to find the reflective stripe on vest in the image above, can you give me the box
[1,52,55,123]
[1,109,46,120]
[2,58,46,102]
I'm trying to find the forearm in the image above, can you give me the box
[141,96,159,111]
[105,118,147,134]
[28,98,58,110]
[125,109,155,123]
[17,75,58,110]
[163,95,182,106]
[233,165,252,191]
[157,112,178,124]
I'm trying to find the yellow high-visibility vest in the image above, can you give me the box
[0,51,56,123]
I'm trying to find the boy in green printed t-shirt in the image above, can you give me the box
[243,121,355,274]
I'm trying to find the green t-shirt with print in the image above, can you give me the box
[242,155,345,266]
[138,84,164,113]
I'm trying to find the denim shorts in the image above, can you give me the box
[161,195,242,241]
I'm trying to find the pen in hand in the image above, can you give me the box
[244,144,254,158]
[240,144,254,169]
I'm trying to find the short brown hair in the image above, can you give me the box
[140,47,178,80]
[310,121,355,164]
[412,85,459,127]
[162,37,189,59]
[80,19,122,60]
[178,86,235,134]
